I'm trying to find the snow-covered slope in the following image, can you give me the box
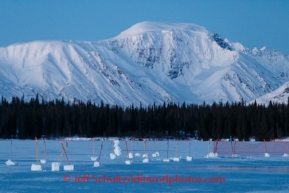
[253,81,289,104]
[0,21,289,105]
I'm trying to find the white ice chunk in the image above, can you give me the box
[186,156,192,161]
[51,162,60,171]
[94,162,100,167]
[91,156,97,161]
[114,147,121,156]
[163,158,170,162]
[40,159,47,164]
[6,159,16,166]
[128,152,133,159]
[31,164,42,171]
[142,153,148,158]
[135,153,140,157]
[205,152,218,158]
[64,165,74,171]
[172,157,180,162]
[110,153,116,159]
[114,140,120,147]
[125,160,132,165]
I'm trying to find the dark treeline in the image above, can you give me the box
[1,95,289,141]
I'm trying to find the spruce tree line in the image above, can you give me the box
[0,95,289,141]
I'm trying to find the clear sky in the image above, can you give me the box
[1,0,289,54]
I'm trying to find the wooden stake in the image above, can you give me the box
[125,140,130,160]
[92,138,95,157]
[176,140,178,158]
[60,141,70,165]
[57,148,64,163]
[233,140,236,154]
[208,140,210,155]
[10,138,12,160]
[189,140,191,157]
[144,140,147,154]
[263,139,268,153]
[97,141,104,162]
[230,141,233,154]
[35,137,39,164]
[112,140,114,153]
[214,140,219,153]
[166,140,169,159]
[44,138,46,160]
[284,142,287,154]
[130,140,133,153]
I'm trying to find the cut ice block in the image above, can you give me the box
[114,147,121,156]
[205,152,218,158]
[186,156,192,161]
[64,165,74,171]
[142,153,148,158]
[51,162,60,171]
[172,157,180,162]
[40,159,47,164]
[114,140,120,147]
[94,162,100,167]
[31,164,42,171]
[125,160,132,165]
[110,153,116,159]
[128,152,133,159]
[91,156,97,161]
[6,159,16,166]
[163,158,170,162]
[135,153,140,157]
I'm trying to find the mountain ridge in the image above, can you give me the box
[0,21,289,105]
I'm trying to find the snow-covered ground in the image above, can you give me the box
[1,139,289,192]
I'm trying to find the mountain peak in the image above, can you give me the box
[117,21,208,37]
[0,22,288,106]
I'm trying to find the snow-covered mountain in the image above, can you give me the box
[0,21,289,106]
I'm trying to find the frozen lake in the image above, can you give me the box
[1,139,289,192]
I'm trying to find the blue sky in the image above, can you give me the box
[1,0,289,54]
